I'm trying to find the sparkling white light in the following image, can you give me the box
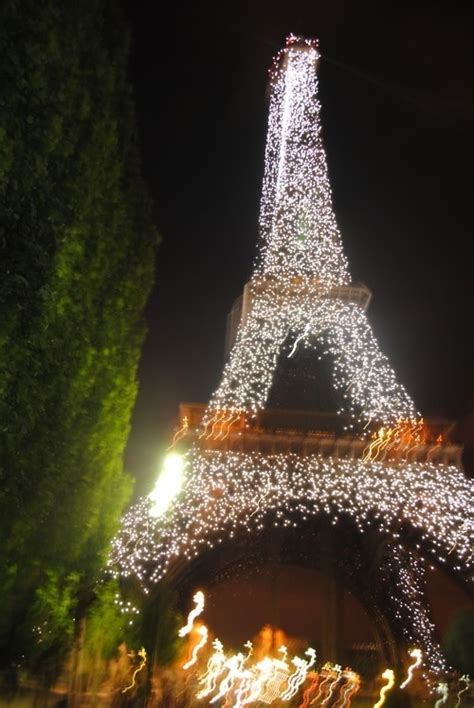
[257,35,349,284]
[110,35,473,676]
[110,450,472,585]
[205,294,417,426]
[386,545,446,673]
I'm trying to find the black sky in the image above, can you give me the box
[123,1,474,492]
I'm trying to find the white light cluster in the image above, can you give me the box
[110,450,472,669]
[205,35,416,429]
[257,36,349,284]
[206,292,417,426]
[385,545,446,674]
[110,449,472,583]
[111,36,472,674]
[149,452,185,518]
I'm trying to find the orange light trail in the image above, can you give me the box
[121,647,147,694]
[299,671,319,707]
[169,415,189,449]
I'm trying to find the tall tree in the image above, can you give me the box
[0,0,158,676]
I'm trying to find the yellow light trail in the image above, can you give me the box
[219,411,241,441]
[244,640,253,661]
[178,590,205,637]
[311,663,334,704]
[199,410,222,439]
[373,669,395,708]
[454,675,470,708]
[121,647,147,694]
[203,410,223,440]
[169,415,189,449]
[196,639,226,699]
[336,672,361,708]
[214,410,236,441]
[183,625,208,670]
[233,668,255,708]
[321,665,342,706]
[400,647,422,689]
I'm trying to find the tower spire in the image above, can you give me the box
[258,35,349,286]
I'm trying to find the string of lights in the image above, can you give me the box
[110,449,472,584]
[205,294,418,428]
[257,35,349,284]
[111,35,473,674]
[385,545,446,673]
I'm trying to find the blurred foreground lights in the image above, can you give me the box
[149,452,184,518]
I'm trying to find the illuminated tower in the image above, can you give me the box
[206,35,415,430]
[111,36,472,675]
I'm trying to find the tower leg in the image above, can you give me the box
[319,524,341,663]
[383,544,445,675]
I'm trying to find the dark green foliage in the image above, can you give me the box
[0,0,158,677]
[443,609,474,675]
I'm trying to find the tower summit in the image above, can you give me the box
[258,34,349,285]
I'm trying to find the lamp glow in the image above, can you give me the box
[149,453,184,518]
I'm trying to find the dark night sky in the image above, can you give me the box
[123,1,474,493]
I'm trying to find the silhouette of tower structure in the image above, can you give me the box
[112,36,472,674]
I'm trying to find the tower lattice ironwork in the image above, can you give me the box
[111,35,473,674]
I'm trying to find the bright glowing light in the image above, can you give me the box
[210,653,245,703]
[400,647,422,689]
[149,452,184,518]
[122,647,147,694]
[242,657,274,705]
[179,593,356,707]
[257,648,290,704]
[280,647,316,700]
[178,590,205,637]
[196,639,226,699]
[110,448,471,672]
[373,669,395,708]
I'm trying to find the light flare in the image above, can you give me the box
[148,452,184,518]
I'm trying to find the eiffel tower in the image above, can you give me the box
[111,35,472,675]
